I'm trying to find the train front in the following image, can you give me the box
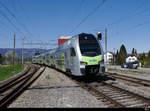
[78,33,105,76]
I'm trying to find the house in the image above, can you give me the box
[126,56,138,63]
[104,52,114,63]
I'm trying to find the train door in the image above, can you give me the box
[70,47,76,73]
[65,49,70,70]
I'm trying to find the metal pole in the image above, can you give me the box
[22,37,24,65]
[105,28,108,71]
[13,34,16,66]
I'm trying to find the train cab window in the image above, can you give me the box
[79,34,101,57]
[70,47,76,57]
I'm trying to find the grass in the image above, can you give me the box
[0,64,24,82]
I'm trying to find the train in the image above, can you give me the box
[32,33,105,77]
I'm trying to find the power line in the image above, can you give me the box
[0,9,25,36]
[0,17,18,38]
[71,0,85,29]
[0,0,34,38]
[133,0,147,12]
[0,32,8,39]
[111,19,150,37]
[16,0,30,22]
[107,1,150,27]
[74,0,85,18]
[126,19,150,31]
[70,0,106,34]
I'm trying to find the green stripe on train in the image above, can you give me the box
[55,55,57,68]
[49,56,51,65]
[61,53,66,72]
[82,55,102,65]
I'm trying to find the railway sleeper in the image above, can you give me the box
[105,92,124,96]
[101,90,116,93]
[103,101,120,108]
[100,89,118,93]
[117,98,139,103]
[128,103,149,108]
[114,96,135,100]
[98,92,121,97]
[123,100,145,106]
[101,99,109,102]
[109,94,128,98]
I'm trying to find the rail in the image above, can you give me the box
[0,64,45,107]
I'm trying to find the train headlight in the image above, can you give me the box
[80,61,87,65]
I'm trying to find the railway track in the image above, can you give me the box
[68,76,150,108]
[0,64,45,107]
[105,72,150,87]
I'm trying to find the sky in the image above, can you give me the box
[0,0,150,54]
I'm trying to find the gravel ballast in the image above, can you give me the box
[107,65,150,81]
[106,65,150,99]
[9,67,106,108]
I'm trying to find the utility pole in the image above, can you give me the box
[113,48,116,65]
[22,37,24,65]
[105,28,108,71]
[13,34,16,67]
[93,28,108,66]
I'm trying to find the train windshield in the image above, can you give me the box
[79,34,101,57]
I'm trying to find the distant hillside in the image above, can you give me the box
[0,48,48,58]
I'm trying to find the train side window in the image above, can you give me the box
[65,52,67,58]
[70,47,76,57]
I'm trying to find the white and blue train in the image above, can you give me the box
[32,33,105,77]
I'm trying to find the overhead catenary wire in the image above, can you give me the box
[74,0,85,18]
[71,0,85,29]
[125,19,150,31]
[0,9,25,36]
[0,0,34,38]
[16,0,31,22]
[106,0,149,27]
[133,0,147,12]
[70,0,107,34]
[111,19,150,38]
[0,16,19,37]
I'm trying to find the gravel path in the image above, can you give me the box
[9,67,106,108]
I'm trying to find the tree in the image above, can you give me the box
[139,53,146,60]
[132,48,137,55]
[135,49,137,55]
[4,51,17,65]
[148,50,150,58]
[139,52,146,66]
[116,50,121,65]
[119,44,127,64]
[132,48,135,55]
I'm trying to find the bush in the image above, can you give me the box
[0,53,2,64]
[143,58,150,68]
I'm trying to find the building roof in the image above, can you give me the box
[106,51,115,55]
[59,36,72,39]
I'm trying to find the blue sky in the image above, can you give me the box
[0,0,150,53]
